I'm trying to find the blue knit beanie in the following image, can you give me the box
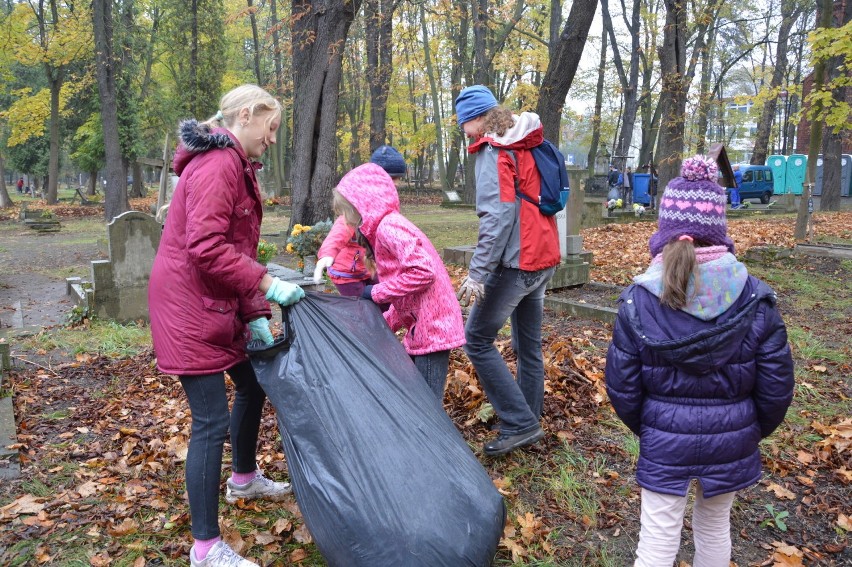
[455,85,499,125]
[369,145,407,178]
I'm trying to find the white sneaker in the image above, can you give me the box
[225,470,292,504]
[190,541,259,567]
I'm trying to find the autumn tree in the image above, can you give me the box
[289,0,363,225]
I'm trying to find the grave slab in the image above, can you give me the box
[0,396,21,480]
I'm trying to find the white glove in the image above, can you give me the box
[313,256,334,284]
[457,276,485,307]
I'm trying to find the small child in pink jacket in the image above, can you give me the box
[314,146,407,296]
[333,163,466,402]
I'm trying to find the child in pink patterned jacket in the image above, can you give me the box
[314,146,407,296]
[333,163,466,402]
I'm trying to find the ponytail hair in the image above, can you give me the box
[660,239,697,309]
[200,84,281,130]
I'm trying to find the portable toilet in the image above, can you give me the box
[786,154,808,195]
[841,155,852,198]
[767,155,787,194]
[633,173,651,205]
[814,154,824,196]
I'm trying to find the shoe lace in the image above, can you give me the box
[214,543,249,567]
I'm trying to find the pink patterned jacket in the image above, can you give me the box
[335,164,466,356]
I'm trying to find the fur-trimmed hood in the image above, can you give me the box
[172,119,238,176]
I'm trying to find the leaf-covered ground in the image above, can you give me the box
[0,208,850,566]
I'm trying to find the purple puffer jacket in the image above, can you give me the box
[605,276,794,498]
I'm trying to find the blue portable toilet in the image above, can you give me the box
[767,155,787,194]
[786,154,807,195]
[633,173,651,205]
[842,155,852,198]
[814,154,824,196]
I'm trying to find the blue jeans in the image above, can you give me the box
[179,361,266,539]
[413,350,451,401]
[463,266,555,436]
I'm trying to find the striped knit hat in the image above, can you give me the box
[648,155,735,258]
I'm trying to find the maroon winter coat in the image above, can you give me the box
[149,120,270,375]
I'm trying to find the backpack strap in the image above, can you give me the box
[502,148,539,207]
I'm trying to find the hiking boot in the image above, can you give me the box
[483,427,545,456]
[190,541,259,567]
[225,471,292,504]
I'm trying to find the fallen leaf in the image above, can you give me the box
[766,482,796,500]
[837,514,851,532]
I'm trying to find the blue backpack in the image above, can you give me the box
[512,140,570,216]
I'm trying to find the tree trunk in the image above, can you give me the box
[587,28,607,178]
[269,0,289,195]
[247,0,262,84]
[366,0,396,151]
[420,3,448,191]
[93,0,129,221]
[446,0,469,195]
[88,171,98,196]
[290,0,362,226]
[601,0,641,171]
[794,0,832,239]
[655,0,688,190]
[694,20,716,155]
[818,0,851,211]
[535,0,598,142]
[0,154,12,208]
[751,0,798,165]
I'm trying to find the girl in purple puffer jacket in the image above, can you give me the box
[333,163,466,402]
[605,155,794,567]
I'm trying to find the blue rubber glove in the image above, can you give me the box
[361,284,374,301]
[248,318,273,345]
[265,276,305,306]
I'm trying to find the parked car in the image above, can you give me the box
[727,165,774,204]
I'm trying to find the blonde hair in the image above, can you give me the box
[482,106,516,137]
[202,84,281,129]
[660,239,698,309]
[332,189,361,228]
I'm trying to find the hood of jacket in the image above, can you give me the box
[335,163,400,242]
[621,275,776,375]
[634,250,749,321]
[468,112,544,153]
[173,119,243,176]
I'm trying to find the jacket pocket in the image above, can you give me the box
[200,296,240,347]
[232,197,256,235]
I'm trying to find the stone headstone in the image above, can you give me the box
[443,190,462,203]
[90,211,161,322]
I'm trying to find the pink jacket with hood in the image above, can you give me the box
[148,120,270,375]
[335,163,465,356]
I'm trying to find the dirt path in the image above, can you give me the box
[0,220,104,330]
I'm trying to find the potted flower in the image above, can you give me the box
[256,239,278,266]
[286,219,333,273]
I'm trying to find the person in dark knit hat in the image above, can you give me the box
[369,145,407,179]
[605,154,794,567]
[313,146,407,295]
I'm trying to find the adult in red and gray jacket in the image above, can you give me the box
[148,85,303,567]
[454,85,560,457]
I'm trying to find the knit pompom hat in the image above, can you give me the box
[648,155,735,258]
[369,145,407,178]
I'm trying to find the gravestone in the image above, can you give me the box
[88,211,161,322]
[548,184,591,290]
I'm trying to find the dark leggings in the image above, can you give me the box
[179,360,266,539]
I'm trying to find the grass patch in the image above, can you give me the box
[19,320,151,358]
[786,326,848,363]
[545,442,601,524]
[401,204,479,253]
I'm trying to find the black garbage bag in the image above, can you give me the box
[248,292,505,566]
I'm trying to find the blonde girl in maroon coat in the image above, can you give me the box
[149,85,304,567]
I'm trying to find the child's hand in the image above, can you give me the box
[313,256,334,284]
